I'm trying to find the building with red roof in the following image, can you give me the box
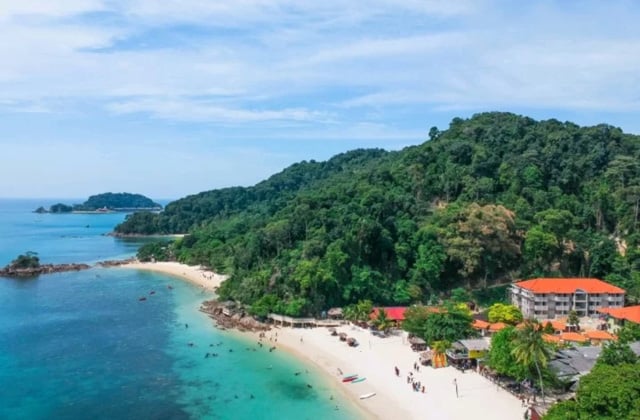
[510,278,625,320]
[598,305,640,327]
[370,307,407,322]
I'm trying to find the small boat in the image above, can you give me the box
[150,291,156,295]
[359,392,376,400]
[138,297,147,301]
[351,377,366,383]
[342,375,358,382]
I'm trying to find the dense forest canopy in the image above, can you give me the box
[117,112,640,316]
[36,192,162,212]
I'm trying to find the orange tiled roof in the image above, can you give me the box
[560,332,588,343]
[583,330,616,341]
[598,305,640,324]
[541,320,567,332]
[542,334,561,344]
[472,319,490,329]
[489,322,507,332]
[513,278,625,294]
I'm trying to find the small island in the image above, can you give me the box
[34,192,162,214]
[0,252,91,277]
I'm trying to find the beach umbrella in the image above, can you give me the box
[339,332,348,341]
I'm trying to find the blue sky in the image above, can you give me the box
[1,0,640,199]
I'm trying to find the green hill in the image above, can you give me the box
[115,112,640,316]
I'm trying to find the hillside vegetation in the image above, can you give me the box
[116,112,640,316]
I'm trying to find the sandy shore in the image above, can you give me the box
[245,325,526,420]
[116,261,524,419]
[120,261,227,291]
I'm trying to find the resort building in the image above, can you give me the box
[510,278,625,319]
[598,305,640,331]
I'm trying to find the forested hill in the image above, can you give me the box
[116,112,640,316]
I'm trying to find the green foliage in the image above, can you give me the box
[617,322,640,344]
[79,192,161,210]
[567,310,580,328]
[402,304,474,345]
[374,308,393,332]
[344,300,373,323]
[113,113,640,313]
[49,203,73,213]
[136,241,174,262]
[487,303,523,324]
[450,287,471,303]
[488,327,530,380]
[9,252,40,269]
[511,321,551,401]
[598,341,638,366]
[545,364,640,420]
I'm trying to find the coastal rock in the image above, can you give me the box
[0,263,91,278]
[199,300,270,332]
[96,258,137,267]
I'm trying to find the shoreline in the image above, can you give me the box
[117,261,524,420]
[118,260,227,291]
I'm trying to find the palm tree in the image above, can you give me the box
[374,308,392,333]
[511,320,551,402]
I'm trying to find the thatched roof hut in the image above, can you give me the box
[327,307,343,319]
[409,336,427,351]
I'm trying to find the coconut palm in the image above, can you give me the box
[511,320,550,402]
[374,308,393,333]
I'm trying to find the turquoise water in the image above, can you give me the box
[0,199,360,420]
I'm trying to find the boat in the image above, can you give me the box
[359,392,376,400]
[351,377,366,383]
[138,297,147,301]
[342,375,358,382]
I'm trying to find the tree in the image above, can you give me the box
[374,308,393,333]
[488,327,529,380]
[450,287,471,304]
[487,303,523,324]
[567,310,580,330]
[617,322,640,344]
[9,252,40,269]
[511,321,551,402]
[598,341,638,366]
[403,304,474,345]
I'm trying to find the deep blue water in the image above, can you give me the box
[0,199,360,420]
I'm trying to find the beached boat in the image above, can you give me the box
[342,375,358,382]
[351,377,366,383]
[359,392,376,399]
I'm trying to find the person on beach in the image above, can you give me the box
[394,366,400,377]
[453,378,459,398]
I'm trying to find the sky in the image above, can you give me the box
[1,0,640,199]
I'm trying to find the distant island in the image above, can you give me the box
[34,192,162,214]
[0,252,91,277]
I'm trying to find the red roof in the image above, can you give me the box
[472,319,490,329]
[541,320,567,332]
[371,307,407,321]
[598,306,640,324]
[560,332,588,343]
[489,322,507,332]
[514,278,625,294]
[583,330,616,341]
[542,334,561,344]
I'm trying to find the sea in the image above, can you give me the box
[0,199,361,420]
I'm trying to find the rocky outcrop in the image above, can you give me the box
[0,263,91,278]
[200,300,270,332]
[95,258,136,267]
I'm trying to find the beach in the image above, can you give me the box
[121,261,227,291]
[123,261,524,420]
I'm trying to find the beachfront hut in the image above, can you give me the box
[327,307,343,319]
[408,336,427,351]
[419,350,433,366]
[446,338,490,370]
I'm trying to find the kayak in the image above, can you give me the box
[351,377,366,383]
[359,392,376,399]
[342,375,358,382]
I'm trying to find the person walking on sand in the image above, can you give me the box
[453,378,459,398]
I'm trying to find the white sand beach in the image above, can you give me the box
[121,261,227,291]
[117,261,524,419]
[248,325,526,420]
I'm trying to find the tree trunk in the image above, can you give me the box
[534,359,545,403]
